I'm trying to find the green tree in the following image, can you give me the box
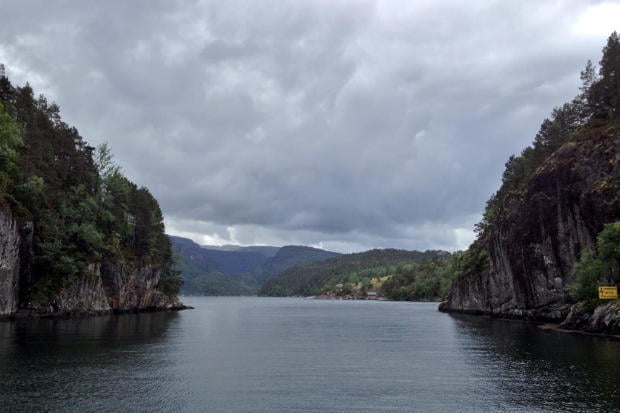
[569,222,620,310]
[597,31,620,117]
[0,102,21,192]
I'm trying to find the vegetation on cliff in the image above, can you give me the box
[442,33,620,325]
[0,67,181,306]
[570,221,620,311]
[470,33,620,273]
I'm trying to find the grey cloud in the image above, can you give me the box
[1,0,615,252]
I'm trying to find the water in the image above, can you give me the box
[0,297,618,413]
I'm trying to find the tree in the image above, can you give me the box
[597,31,620,116]
[569,221,620,311]
[0,102,22,192]
[587,32,620,119]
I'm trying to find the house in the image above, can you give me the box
[366,291,377,300]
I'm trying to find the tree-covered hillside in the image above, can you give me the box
[169,236,254,295]
[239,245,341,286]
[170,236,340,295]
[0,67,181,306]
[259,248,450,297]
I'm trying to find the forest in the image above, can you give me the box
[0,68,181,306]
[259,248,452,298]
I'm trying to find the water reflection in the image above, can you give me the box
[0,312,182,413]
[450,314,620,412]
[1,300,619,413]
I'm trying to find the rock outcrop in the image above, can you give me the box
[0,203,185,319]
[559,301,620,334]
[440,131,620,331]
[0,203,22,317]
[100,257,183,312]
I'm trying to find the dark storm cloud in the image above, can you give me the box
[1,0,617,252]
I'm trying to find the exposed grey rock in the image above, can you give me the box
[0,203,184,319]
[560,301,620,335]
[440,134,620,328]
[0,204,21,316]
[100,256,182,311]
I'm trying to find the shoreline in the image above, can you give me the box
[306,295,441,302]
[538,323,620,340]
[0,304,194,322]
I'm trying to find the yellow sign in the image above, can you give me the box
[598,286,618,299]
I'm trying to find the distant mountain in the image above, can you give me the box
[169,236,340,295]
[197,248,270,276]
[169,236,253,295]
[259,249,449,297]
[170,236,219,271]
[240,246,341,286]
[202,244,280,258]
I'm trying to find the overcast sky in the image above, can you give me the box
[1,1,618,252]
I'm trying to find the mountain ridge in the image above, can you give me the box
[170,236,341,295]
[259,248,450,297]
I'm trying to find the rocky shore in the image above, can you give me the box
[0,203,188,321]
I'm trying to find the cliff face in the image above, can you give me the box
[0,204,22,316]
[100,257,182,312]
[0,203,182,319]
[440,132,620,324]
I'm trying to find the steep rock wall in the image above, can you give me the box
[441,132,620,323]
[28,259,182,317]
[51,264,111,314]
[101,256,181,312]
[0,204,183,318]
[0,204,21,316]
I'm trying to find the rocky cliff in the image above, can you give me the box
[0,203,184,319]
[440,130,620,330]
[0,71,185,319]
[0,203,22,316]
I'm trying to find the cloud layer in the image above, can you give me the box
[1,0,617,252]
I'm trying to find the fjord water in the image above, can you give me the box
[0,298,618,413]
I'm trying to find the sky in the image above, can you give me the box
[0,1,618,253]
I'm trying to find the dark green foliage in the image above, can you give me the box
[473,32,620,244]
[0,101,21,193]
[590,32,620,119]
[260,249,448,297]
[596,221,620,281]
[450,32,620,308]
[197,248,270,276]
[357,254,460,301]
[0,70,179,302]
[169,236,339,295]
[239,246,341,286]
[169,236,254,295]
[183,270,255,296]
[303,252,463,301]
[157,263,184,297]
[569,222,620,311]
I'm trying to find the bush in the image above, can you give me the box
[568,221,620,311]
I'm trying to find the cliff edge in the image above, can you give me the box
[1,202,185,320]
[440,33,620,334]
[440,131,619,327]
[0,67,185,319]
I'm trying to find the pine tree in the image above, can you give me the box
[588,32,620,119]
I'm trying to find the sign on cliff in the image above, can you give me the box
[598,286,618,299]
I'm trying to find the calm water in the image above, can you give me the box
[0,297,619,413]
